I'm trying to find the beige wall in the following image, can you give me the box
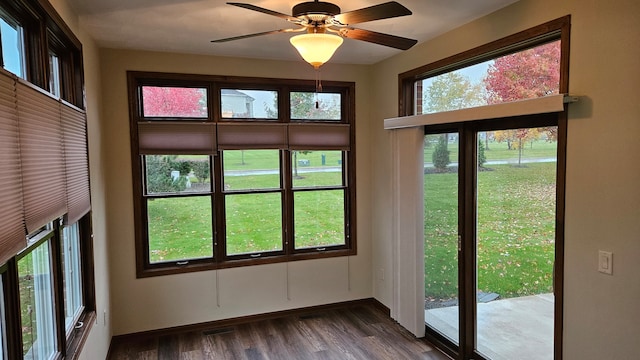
[51,0,640,358]
[48,0,112,359]
[370,0,640,358]
[98,50,374,335]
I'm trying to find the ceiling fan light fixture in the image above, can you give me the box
[289,33,343,68]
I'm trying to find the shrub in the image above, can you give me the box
[432,135,450,170]
[146,155,188,193]
[478,139,487,168]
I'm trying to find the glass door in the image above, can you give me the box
[424,125,559,360]
[424,132,460,345]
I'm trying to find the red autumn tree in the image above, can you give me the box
[142,86,207,117]
[485,41,561,160]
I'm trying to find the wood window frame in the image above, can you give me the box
[128,72,357,278]
[0,0,84,108]
[0,0,94,358]
[397,16,570,360]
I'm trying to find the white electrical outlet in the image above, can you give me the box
[598,250,613,275]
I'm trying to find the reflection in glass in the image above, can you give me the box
[290,92,341,120]
[221,89,277,119]
[223,150,280,191]
[62,223,83,333]
[19,241,57,360]
[145,155,211,195]
[225,193,283,255]
[423,133,459,344]
[142,86,207,118]
[147,196,213,263]
[294,190,345,249]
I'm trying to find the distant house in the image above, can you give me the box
[221,89,255,118]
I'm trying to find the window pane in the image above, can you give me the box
[0,275,6,360]
[62,223,83,333]
[145,155,211,195]
[416,40,560,115]
[142,86,207,118]
[147,196,213,263]
[0,17,25,78]
[225,193,283,255]
[49,53,60,97]
[292,150,343,187]
[221,89,277,119]
[223,150,280,191]
[19,241,57,360]
[290,92,341,120]
[294,190,345,249]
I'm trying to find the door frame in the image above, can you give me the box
[401,16,571,360]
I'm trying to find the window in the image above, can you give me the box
[0,271,6,360]
[0,1,84,107]
[61,223,83,334]
[415,40,561,115]
[18,231,57,360]
[0,15,25,78]
[0,1,93,358]
[48,52,60,97]
[129,73,355,276]
[292,150,346,249]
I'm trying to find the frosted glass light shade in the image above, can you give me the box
[290,33,343,68]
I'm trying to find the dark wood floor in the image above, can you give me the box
[108,303,450,359]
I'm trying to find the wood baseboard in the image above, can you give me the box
[110,297,390,346]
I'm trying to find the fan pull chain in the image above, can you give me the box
[315,68,323,109]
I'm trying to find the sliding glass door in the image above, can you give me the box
[424,122,560,360]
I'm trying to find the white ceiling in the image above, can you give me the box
[67,0,519,65]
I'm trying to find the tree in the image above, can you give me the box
[423,72,485,113]
[189,159,210,184]
[432,135,450,171]
[267,92,334,178]
[478,139,487,168]
[142,87,207,117]
[493,128,542,166]
[484,41,561,144]
[424,73,484,170]
[146,155,188,193]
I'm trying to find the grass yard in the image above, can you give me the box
[147,168,345,263]
[423,138,557,164]
[425,162,556,301]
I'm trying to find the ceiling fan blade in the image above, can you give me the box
[340,28,417,50]
[211,29,295,43]
[333,1,412,25]
[227,2,299,22]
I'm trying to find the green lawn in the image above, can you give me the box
[147,169,345,262]
[152,148,557,302]
[425,162,556,301]
[423,138,557,163]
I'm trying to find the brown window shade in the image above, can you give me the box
[288,123,351,150]
[62,101,91,225]
[217,123,287,150]
[0,71,26,263]
[17,80,67,233]
[138,122,216,155]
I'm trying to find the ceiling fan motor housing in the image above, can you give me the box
[292,1,341,17]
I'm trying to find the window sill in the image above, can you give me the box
[65,311,96,360]
[137,247,356,278]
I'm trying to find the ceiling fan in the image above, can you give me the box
[212,1,418,68]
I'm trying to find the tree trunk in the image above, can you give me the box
[293,151,298,177]
[518,138,523,166]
